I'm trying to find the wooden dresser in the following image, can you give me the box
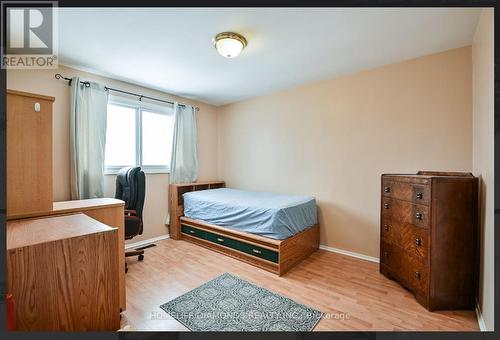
[380,171,478,311]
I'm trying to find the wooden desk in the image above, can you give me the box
[7,214,120,331]
[7,198,126,311]
[53,199,126,310]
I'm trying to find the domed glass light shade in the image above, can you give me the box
[213,32,247,58]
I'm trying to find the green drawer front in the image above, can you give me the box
[181,224,279,264]
[181,224,206,239]
[204,229,278,263]
[204,232,237,248]
[236,242,279,263]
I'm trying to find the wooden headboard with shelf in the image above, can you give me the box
[168,181,225,239]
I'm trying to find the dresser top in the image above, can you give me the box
[7,213,116,250]
[383,171,475,179]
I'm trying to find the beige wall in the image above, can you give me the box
[472,8,494,331]
[7,64,219,243]
[217,47,473,258]
[6,30,491,327]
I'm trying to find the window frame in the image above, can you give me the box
[104,95,174,175]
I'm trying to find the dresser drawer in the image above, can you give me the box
[382,219,428,260]
[403,224,428,259]
[380,241,401,271]
[382,180,431,205]
[381,197,429,229]
[403,253,428,295]
[381,219,402,244]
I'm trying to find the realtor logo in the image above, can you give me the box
[1,1,58,69]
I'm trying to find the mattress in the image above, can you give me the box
[182,188,317,240]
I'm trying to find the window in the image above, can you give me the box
[104,96,174,174]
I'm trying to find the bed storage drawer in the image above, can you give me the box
[205,230,279,263]
[181,223,279,264]
[234,241,279,263]
[204,231,238,248]
[181,224,206,239]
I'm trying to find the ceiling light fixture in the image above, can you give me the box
[213,32,247,58]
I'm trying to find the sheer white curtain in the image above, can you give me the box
[169,103,198,183]
[69,76,108,199]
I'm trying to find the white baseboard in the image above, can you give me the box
[475,301,487,331]
[125,235,381,264]
[125,234,170,250]
[319,244,380,263]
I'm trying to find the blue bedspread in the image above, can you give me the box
[182,188,317,240]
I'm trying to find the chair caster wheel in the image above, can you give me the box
[138,254,144,261]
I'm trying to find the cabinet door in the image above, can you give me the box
[7,92,53,216]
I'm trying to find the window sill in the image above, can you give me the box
[104,168,170,175]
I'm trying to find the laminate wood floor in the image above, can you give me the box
[120,239,479,331]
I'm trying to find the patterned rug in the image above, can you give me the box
[160,273,323,331]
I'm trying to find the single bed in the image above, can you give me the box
[183,188,317,240]
[169,181,319,275]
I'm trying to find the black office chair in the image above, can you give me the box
[115,166,146,273]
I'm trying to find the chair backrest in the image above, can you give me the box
[115,166,146,220]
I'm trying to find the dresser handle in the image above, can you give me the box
[216,238,224,243]
[415,271,421,280]
[415,192,423,199]
[384,187,391,193]
[384,203,390,209]
[383,251,389,258]
[415,238,422,246]
[384,224,390,231]
[252,249,262,254]
[415,212,423,220]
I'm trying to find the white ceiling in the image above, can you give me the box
[58,8,481,106]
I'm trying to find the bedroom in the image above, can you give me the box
[3,5,494,334]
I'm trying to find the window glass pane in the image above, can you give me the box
[141,110,173,166]
[105,104,136,166]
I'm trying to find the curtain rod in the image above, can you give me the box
[54,73,199,112]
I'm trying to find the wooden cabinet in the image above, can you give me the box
[380,171,478,311]
[7,90,54,217]
[7,214,120,331]
[6,89,127,329]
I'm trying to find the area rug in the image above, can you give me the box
[160,273,323,331]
